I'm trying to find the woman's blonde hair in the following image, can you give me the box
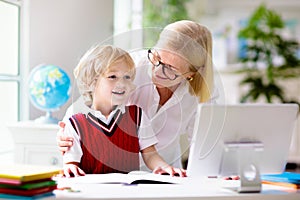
[74,44,135,106]
[155,20,213,103]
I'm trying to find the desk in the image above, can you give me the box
[53,176,300,199]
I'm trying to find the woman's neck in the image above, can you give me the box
[156,84,179,106]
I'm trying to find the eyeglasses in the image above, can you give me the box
[147,49,190,80]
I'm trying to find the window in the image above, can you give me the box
[0,0,21,150]
[113,0,143,50]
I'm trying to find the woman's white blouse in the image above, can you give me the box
[129,61,200,169]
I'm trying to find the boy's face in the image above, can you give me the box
[92,62,135,110]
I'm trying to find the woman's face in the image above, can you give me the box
[150,50,193,88]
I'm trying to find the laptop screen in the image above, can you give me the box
[186,104,299,178]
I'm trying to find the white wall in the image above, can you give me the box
[26,0,113,121]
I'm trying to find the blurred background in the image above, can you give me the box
[0,0,299,167]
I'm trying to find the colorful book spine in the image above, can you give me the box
[262,180,300,189]
[261,172,300,189]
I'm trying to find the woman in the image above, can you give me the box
[57,20,218,170]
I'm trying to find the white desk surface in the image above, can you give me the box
[52,175,300,200]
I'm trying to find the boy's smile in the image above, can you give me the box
[112,90,126,95]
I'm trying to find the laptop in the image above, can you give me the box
[186,104,299,179]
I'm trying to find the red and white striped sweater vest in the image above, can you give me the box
[70,105,141,174]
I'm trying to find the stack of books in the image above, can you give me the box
[0,164,61,198]
[261,172,300,189]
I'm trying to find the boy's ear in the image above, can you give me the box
[89,78,98,91]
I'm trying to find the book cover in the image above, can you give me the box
[0,164,61,183]
[0,185,57,196]
[262,180,300,189]
[0,178,53,186]
[0,192,54,199]
[261,172,300,184]
[0,180,57,190]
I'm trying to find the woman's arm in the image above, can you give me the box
[56,121,74,155]
[56,97,89,154]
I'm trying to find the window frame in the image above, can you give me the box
[0,0,23,121]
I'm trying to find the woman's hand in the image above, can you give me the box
[153,166,187,177]
[56,121,74,155]
[63,163,85,177]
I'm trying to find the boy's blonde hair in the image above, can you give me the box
[74,45,135,106]
[155,20,213,103]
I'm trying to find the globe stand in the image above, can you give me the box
[34,111,59,124]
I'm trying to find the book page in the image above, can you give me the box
[56,173,186,185]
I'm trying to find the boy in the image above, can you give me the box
[63,45,186,177]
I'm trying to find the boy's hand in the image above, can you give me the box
[153,166,187,177]
[63,163,86,177]
[56,121,74,155]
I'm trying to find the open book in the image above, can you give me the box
[56,172,187,185]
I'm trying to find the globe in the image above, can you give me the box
[28,65,71,123]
